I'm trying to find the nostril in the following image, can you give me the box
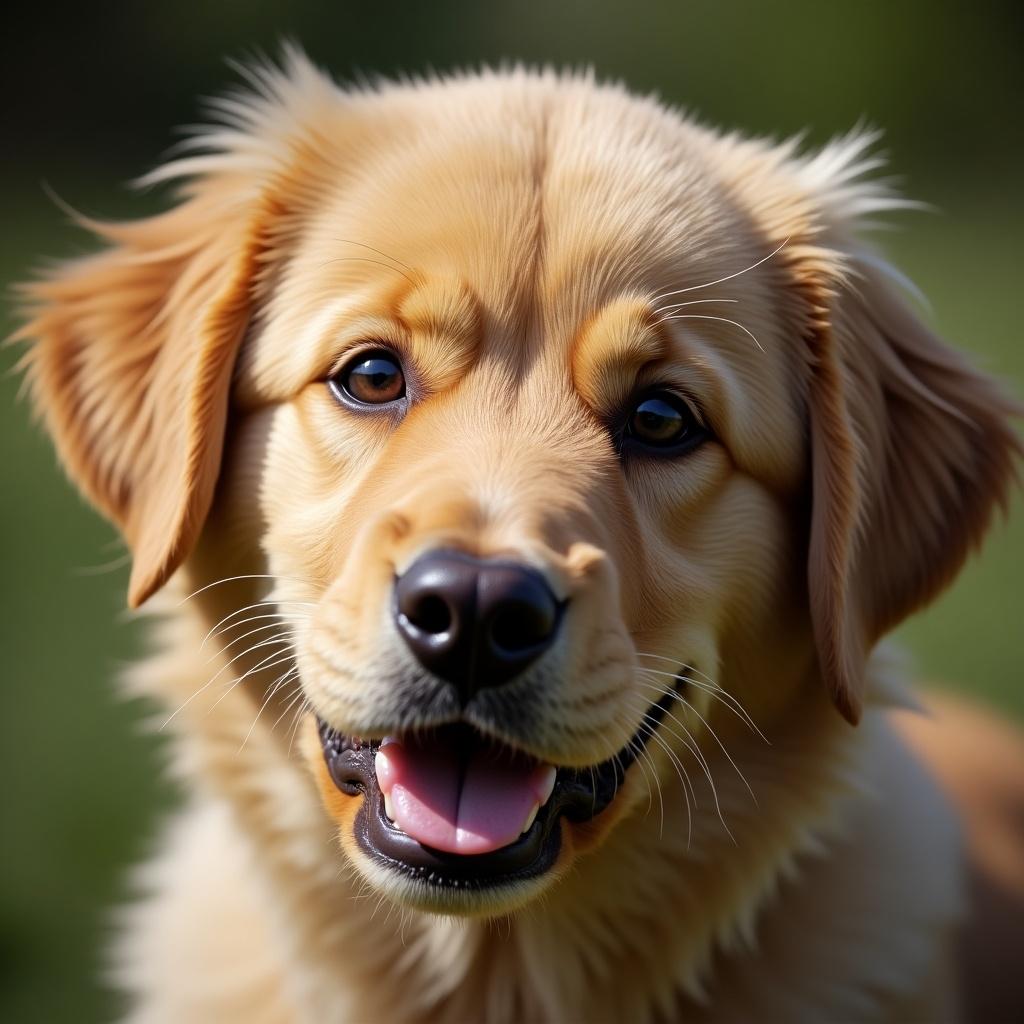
[405,593,453,636]
[393,550,562,697]
[489,601,555,654]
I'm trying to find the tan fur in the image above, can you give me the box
[16,49,1022,1022]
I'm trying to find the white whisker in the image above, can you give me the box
[215,621,303,657]
[650,237,789,304]
[636,704,736,845]
[634,719,697,846]
[202,601,312,648]
[674,690,758,808]
[651,296,738,317]
[626,736,657,823]
[287,696,314,757]
[635,678,758,806]
[654,313,764,352]
[177,573,321,606]
[635,663,766,741]
[238,666,301,753]
[207,649,297,716]
[269,676,305,733]
[161,635,296,729]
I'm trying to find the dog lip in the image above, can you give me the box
[315,672,686,889]
[360,786,562,886]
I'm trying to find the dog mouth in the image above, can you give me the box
[316,679,681,891]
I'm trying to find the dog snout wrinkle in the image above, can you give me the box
[393,550,562,704]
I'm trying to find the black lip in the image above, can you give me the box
[317,674,683,891]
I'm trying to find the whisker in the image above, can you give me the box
[177,573,321,606]
[238,666,301,753]
[636,653,731,695]
[636,706,708,809]
[206,611,306,648]
[625,734,666,840]
[207,649,297,716]
[654,313,764,352]
[674,690,758,808]
[635,720,697,846]
[331,238,415,274]
[681,679,768,743]
[215,621,303,657]
[635,679,758,806]
[650,237,789,304]
[633,656,763,732]
[651,297,738,318]
[609,750,625,807]
[635,665,766,741]
[630,709,698,810]
[202,601,312,648]
[319,255,416,287]
[269,676,306,734]
[625,735,657,825]
[287,696,314,758]
[635,704,736,845]
[161,635,296,729]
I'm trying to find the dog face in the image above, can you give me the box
[20,56,1019,915]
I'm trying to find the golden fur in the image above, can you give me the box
[16,49,1023,1022]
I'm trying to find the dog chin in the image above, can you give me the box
[343,829,571,917]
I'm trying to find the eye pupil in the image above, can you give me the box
[630,396,687,444]
[622,391,709,454]
[334,351,406,405]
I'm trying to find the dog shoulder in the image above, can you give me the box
[893,693,1024,1021]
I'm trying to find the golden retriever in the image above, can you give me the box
[16,49,1024,1022]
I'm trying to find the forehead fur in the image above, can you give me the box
[145,51,900,363]
[209,55,852,490]
[243,64,774,343]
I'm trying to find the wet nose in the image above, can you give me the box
[393,550,562,703]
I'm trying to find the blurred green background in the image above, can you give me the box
[1,2,1021,1020]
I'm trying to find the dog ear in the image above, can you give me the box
[804,251,1020,724]
[17,187,261,607]
[15,48,341,607]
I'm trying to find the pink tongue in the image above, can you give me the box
[374,738,555,855]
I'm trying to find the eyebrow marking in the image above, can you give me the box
[572,302,671,414]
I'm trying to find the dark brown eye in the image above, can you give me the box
[624,392,706,452]
[331,350,406,406]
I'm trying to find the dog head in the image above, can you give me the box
[20,53,1019,914]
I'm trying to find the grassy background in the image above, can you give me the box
[1,2,1021,1020]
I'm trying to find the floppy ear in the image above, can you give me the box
[17,188,261,607]
[804,251,1020,723]
[15,48,342,607]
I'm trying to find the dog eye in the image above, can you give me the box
[330,350,406,406]
[623,392,707,452]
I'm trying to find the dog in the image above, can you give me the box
[16,49,1023,1022]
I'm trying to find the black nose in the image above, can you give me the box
[393,550,562,704]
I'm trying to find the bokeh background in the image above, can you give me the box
[1,2,1021,1020]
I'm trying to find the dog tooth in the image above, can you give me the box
[535,765,557,806]
[521,802,540,835]
[383,791,396,822]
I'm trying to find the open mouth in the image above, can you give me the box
[316,678,682,891]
